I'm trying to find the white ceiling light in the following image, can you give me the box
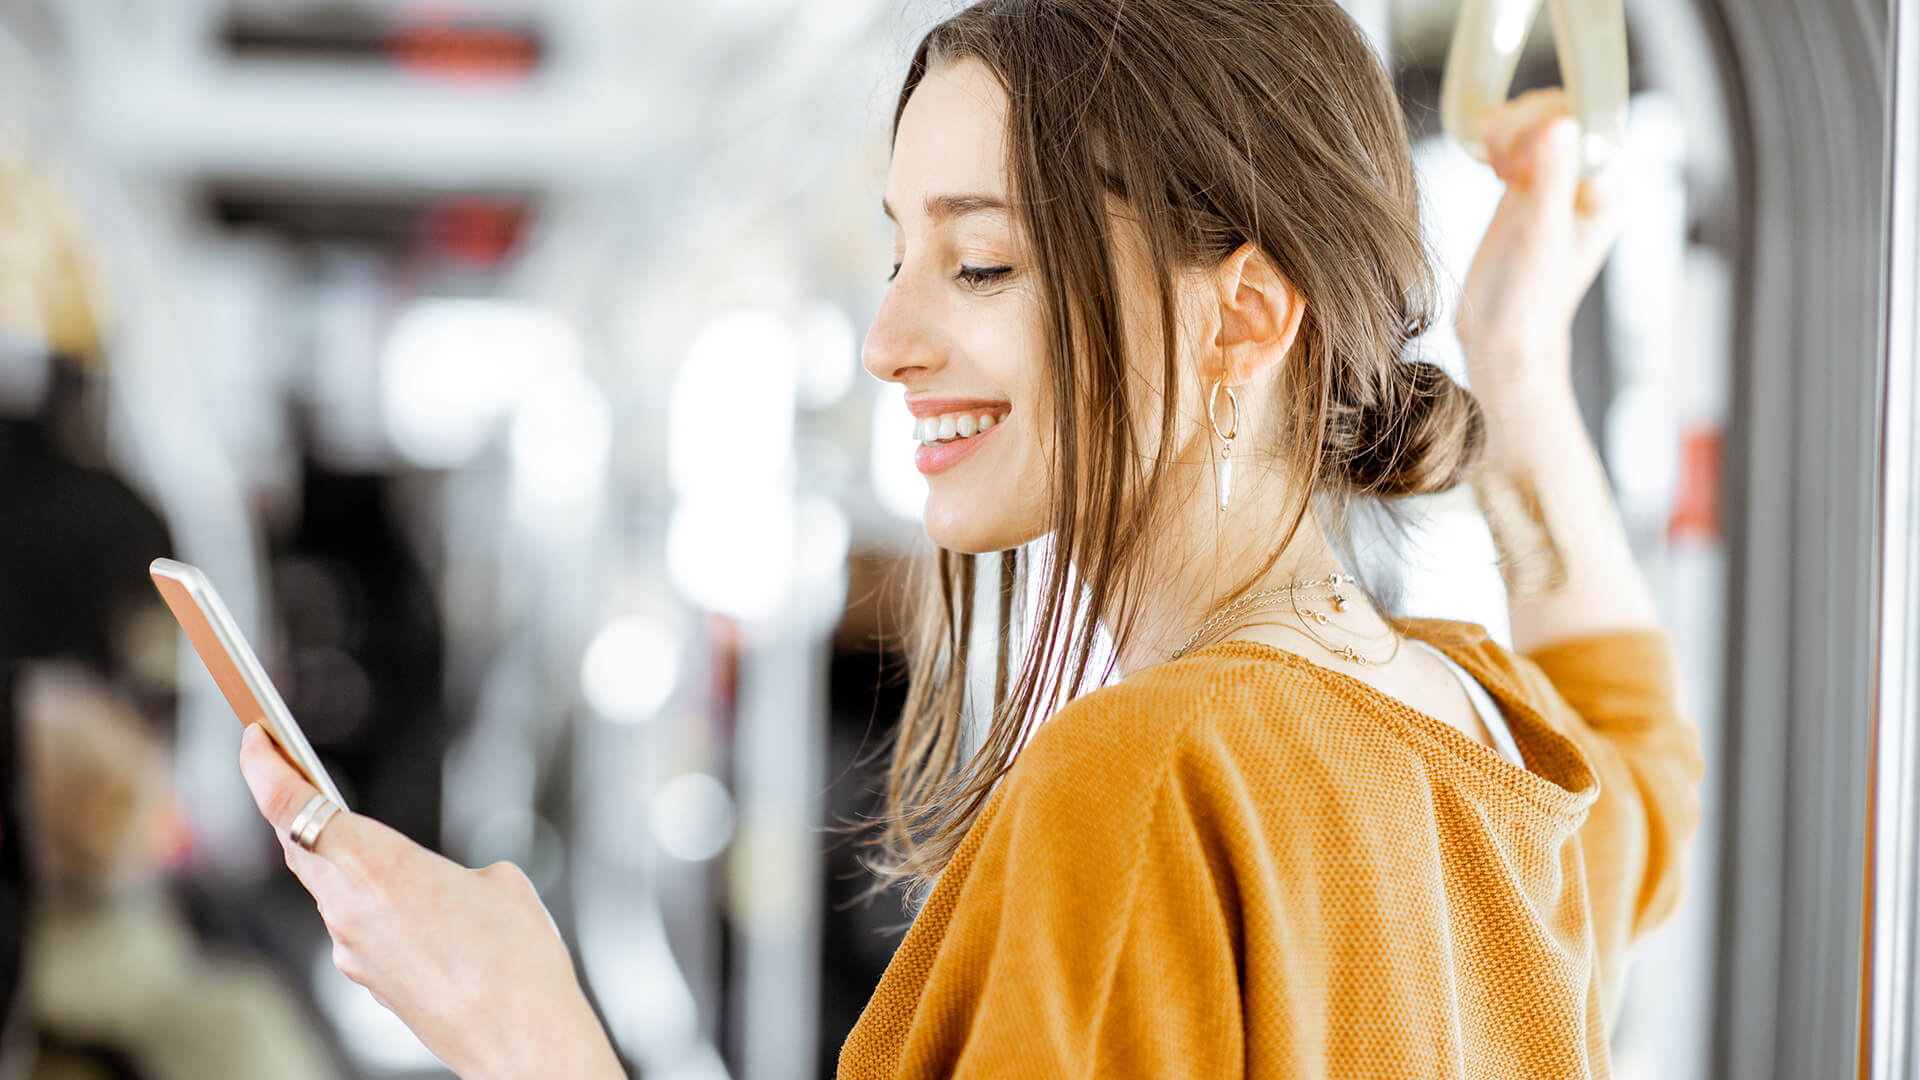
[668,308,797,494]
[795,301,857,410]
[650,772,735,863]
[580,614,681,723]
[510,365,612,512]
[379,298,581,468]
[666,494,794,620]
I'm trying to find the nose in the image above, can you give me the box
[862,278,943,387]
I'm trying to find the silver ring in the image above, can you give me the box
[294,800,342,852]
[289,794,343,853]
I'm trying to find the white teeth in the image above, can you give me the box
[914,409,1010,444]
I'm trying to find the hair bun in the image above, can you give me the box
[1331,359,1484,497]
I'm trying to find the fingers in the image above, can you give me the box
[1478,88,1589,213]
[239,722,323,835]
[1478,100,1589,267]
[1575,152,1632,217]
[238,722,359,868]
[1478,88,1570,180]
[1493,114,1576,193]
[1528,118,1582,203]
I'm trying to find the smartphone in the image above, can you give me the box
[148,557,349,809]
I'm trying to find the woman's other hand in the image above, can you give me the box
[1451,88,1660,646]
[237,724,625,1080]
[1454,87,1632,404]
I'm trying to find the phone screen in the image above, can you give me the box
[149,557,349,809]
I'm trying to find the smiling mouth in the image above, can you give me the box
[914,408,1011,446]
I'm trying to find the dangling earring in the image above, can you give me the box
[1209,378,1238,512]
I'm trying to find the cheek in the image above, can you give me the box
[922,300,1056,553]
[922,411,1054,554]
[1123,293,1206,464]
[963,289,1054,452]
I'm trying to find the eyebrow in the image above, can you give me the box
[881,193,1012,223]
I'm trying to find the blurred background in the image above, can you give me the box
[0,0,1907,1078]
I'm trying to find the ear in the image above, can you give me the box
[1210,243,1305,385]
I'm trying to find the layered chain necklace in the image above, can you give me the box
[1167,571,1402,664]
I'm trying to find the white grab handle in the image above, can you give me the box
[1439,0,1629,176]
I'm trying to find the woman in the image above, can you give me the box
[239,1,1706,1076]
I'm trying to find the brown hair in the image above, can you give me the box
[869,0,1483,894]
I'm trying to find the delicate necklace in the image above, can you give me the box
[1167,571,1401,664]
[1280,578,1404,666]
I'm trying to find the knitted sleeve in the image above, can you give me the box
[1523,628,1707,938]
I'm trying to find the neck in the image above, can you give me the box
[1106,462,1368,677]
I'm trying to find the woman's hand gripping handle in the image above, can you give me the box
[1455,88,1660,650]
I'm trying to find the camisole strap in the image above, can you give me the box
[1407,637,1527,769]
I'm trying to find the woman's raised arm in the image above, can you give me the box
[1454,89,1660,653]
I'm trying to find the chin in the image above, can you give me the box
[922,489,1040,555]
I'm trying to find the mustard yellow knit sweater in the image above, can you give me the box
[838,617,1705,1079]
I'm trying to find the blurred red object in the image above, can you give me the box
[1669,424,1723,543]
[387,20,538,80]
[420,197,528,267]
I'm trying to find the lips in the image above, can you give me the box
[914,413,1006,475]
[905,396,1014,419]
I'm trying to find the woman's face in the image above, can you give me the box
[864,58,1055,554]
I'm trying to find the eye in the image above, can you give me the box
[957,265,1013,289]
[887,261,902,283]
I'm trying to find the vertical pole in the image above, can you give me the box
[1867,0,1920,1073]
